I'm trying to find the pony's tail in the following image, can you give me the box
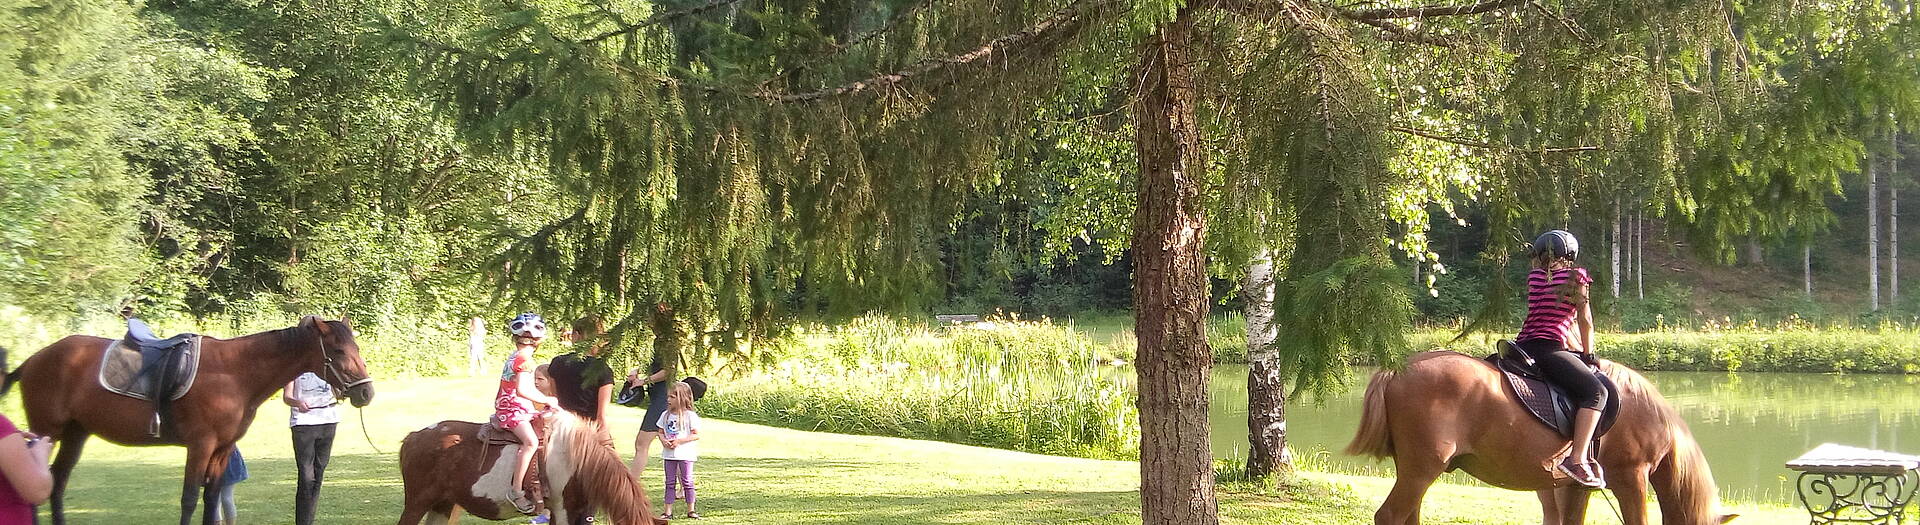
[556,415,655,524]
[1345,369,1395,458]
[3,349,19,397]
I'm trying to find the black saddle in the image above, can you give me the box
[125,318,197,353]
[102,319,202,437]
[1486,340,1621,442]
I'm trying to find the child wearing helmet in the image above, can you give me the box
[495,313,559,514]
[1515,230,1606,488]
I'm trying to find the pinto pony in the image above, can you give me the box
[9,316,375,525]
[1347,351,1737,525]
[398,410,665,525]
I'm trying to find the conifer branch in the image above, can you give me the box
[581,0,748,45]
[1389,126,1600,153]
[759,0,944,91]
[1351,17,1458,46]
[756,0,1093,103]
[1343,0,1524,20]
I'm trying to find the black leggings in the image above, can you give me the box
[1516,338,1607,411]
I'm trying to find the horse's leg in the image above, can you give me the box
[1536,490,1560,525]
[1555,486,1590,525]
[48,427,87,525]
[200,443,232,525]
[179,442,215,525]
[1376,454,1447,525]
[1606,464,1652,525]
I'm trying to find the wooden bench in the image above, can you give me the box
[1785,443,1920,524]
[933,314,981,326]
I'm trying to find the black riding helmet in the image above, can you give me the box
[1530,229,1580,260]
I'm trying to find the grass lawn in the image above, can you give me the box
[16,376,1802,524]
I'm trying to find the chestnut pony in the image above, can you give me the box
[398,410,665,524]
[6,316,375,525]
[1347,351,1737,525]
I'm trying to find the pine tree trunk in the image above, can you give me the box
[1611,199,1622,299]
[1130,11,1218,525]
[1871,151,1882,311]
[1243,248,1289,479]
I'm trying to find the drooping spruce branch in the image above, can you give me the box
[1389,126,1601,153]
[580,0,750,45]
[756,0,1099,103]
[1343,0,1525,20]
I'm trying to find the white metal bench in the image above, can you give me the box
[1786,443,1920,524]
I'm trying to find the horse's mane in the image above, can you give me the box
[550,413,654,524]
[1600,362,1722,524]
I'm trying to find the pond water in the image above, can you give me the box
[1206,365,1920,504]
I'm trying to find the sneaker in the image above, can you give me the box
[509,492,537,515]
[1557,457,1606,489]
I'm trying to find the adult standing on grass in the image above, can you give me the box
[0,347,51,525]
[625,303,680,479]
[285,371,338,525]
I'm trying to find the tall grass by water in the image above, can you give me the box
[700,315,1141,459]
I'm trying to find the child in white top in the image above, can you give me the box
[658,381,702,519]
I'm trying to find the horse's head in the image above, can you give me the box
[302,315,375,407]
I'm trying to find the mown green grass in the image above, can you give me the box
[11,376,1802,524]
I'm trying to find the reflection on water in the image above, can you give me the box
[1207,365,1920,504]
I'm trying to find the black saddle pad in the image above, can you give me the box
[1485,343,1621,441]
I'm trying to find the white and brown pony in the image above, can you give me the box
[1347,351,1738,525]
[398,410,665,524]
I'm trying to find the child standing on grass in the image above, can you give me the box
[213,447,247,525]
[658,381,702,520]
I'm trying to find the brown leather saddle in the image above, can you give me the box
[475,412,553,515]
[1486,340,1622,442]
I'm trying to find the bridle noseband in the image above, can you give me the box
[316,328,374,391]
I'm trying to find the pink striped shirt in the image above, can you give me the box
[1516,267,1591,347]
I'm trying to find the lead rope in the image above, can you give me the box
[358,406,384,455]
[1598,487,1628,524]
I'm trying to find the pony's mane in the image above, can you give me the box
[1599,361,1722,524]
[551,413,654,524]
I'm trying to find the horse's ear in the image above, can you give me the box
[1718,514,1739,524]
[339,314,352,327]
[303,315,332,336]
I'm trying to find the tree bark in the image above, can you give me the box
[1243,248,1289,479]
[1805,243,1814,298]
[1871,151,1882,311]
[1611,198,1622,299]
[1634,210,1645,300]
[1891,132,1900,303]
[1130,11,1218,525]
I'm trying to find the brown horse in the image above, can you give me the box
[7,316,375,525]
[398,410,665,525]
[1346,351,1737,525]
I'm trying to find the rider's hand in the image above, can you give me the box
[23,434,50,463]
[294,399,311,412]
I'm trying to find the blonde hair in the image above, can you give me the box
[667,381,695,415]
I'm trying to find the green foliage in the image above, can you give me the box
[703,315,1139,459]
[1600,329,1920,374]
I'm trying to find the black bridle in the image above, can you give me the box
[316,325,373,392]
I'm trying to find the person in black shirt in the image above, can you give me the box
[548,316,618,524]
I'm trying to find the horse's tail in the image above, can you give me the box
[2,345,21,397]
[1649,396,1724,523]
[1344,368,1396,458]
[553,414,654,524]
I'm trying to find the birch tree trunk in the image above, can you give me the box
[1243,248,1289,479]
[1612,199,1622,299]
[1872,151,1882,311]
